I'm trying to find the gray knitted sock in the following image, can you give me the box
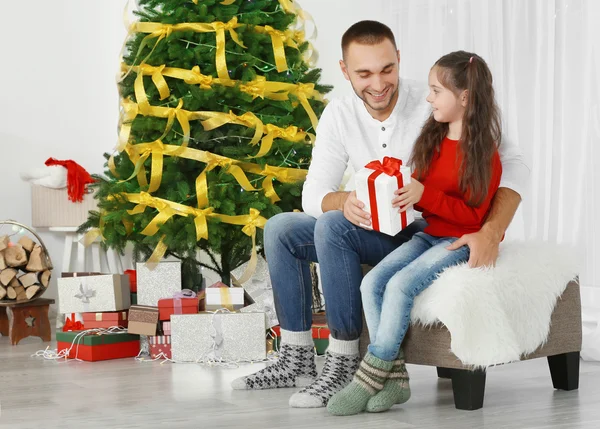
[231,330,317,390]
[289,337,361,408]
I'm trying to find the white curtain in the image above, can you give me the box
[385,0,600,360]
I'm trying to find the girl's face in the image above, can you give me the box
[426,66,467,124]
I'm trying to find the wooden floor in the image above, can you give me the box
[1,334,599,429]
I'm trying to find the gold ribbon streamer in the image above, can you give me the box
[121,193,268,277]
[216,208,267,284]
[124,192,214,241]
[131,19,245,82]
[252,124,305,158]
[126,142,302,202]
[253,25,300,73]
[146,235,168,266]
[219,287,233,310]
[125,65,323,129]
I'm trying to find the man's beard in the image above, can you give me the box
[354,85,398,112]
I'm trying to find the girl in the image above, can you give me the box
[327,51,503,416]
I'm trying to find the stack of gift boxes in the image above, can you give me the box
[56,256,346,363]
[56,261,274,362]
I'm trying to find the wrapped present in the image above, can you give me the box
[62,313,84,332]
[56,331,139,361]
[149,335,172,359]
[82,311,128,329]
[271,324,330,355]
[136,261,181,306]
[231,255,271,294]
[312,324,330,355]
[124,269,137,293]
[240,289,278,328]
[205,283,245,311]
[128,305,159,336]
[61,272,102,278]
[162,321,171,335]
[355,157,415,236]
[131,293,137,305]
[31,185,98,228]
[171,312,266,362]
[57,274,131,314]
[158,291,199,321]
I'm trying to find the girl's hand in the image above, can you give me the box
[392,179,424,212]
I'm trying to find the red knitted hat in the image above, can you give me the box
[45,158,95,202]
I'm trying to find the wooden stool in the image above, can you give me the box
[0,298,55,345]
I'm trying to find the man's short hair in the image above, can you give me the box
[341,20,397,59]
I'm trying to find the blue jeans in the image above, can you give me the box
[362,232,470,361]
[264,211,427,340]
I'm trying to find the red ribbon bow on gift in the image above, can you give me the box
[63,316,84,332]
[364,156,408,232]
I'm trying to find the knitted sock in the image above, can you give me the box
[231,329,317,390]
[288,337,361,408]
[366,352,411,413]
[327,352,393,416]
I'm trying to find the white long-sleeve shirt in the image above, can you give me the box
[302,78,530,219]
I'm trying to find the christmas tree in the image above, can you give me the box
[80,0,331,289]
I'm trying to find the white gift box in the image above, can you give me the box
[57,274,131,314]
[355,157,415,236]
[136,261,182,306]
[171,312,266,362]
[205,286,245,311]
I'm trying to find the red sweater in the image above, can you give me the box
[414,137,502,238]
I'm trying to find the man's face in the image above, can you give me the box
[340,39,400,121]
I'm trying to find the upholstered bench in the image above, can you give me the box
[358,278,582,410]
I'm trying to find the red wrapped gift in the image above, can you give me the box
[82,311,128,329]
[149,335,172,359]
[312,324,330,339]
[56,331,140,362]
[158,297,199,321]
[124,269,137,293]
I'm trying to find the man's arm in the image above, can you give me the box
[447,187,521,267]
[301,103,349,218]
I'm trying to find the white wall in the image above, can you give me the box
[0,1,129,305]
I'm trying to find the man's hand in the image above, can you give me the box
[342,191,372,227]
[447,225,502,268]
[393,179,424,212]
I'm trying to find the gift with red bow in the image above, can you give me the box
[355,157,415,236]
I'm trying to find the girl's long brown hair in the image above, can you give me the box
[409,51,501,206]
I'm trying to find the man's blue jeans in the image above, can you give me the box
[362,232,470,361]
[264,210,426,341]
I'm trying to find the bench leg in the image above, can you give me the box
[437,367,454,379]
[547,351,580,391]
[0,307,8,336]
[451,368,486,410]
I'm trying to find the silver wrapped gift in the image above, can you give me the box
[171,312,266,362]
[57,274,131,314]
[240,289,278,328]
[136,261,182,306]
[231,256,271,297]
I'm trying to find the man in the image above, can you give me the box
[232,20,528,408]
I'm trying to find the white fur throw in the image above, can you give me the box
[410,241,579,368]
